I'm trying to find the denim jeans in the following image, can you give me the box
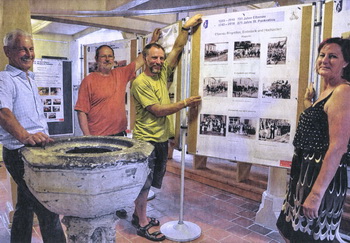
[3,147,66,243]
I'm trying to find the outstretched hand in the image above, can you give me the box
[184,95,201,108]
[183,14,203,29]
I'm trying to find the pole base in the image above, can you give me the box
[160,221,201,242]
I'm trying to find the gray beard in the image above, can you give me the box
[150,65,162,74]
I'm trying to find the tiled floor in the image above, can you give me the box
[0,155,285,243]
[1,149,349,243]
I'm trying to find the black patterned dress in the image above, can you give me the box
[276,92,349,242]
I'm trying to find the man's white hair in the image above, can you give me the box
[3,29,32,47]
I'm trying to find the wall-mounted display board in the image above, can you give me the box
[83,40,135,132]
[33,59,73,135]
[188,4,313,168]
[331,0,350,38]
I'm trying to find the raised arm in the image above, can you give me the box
[0,108,53,146]
[303,82,315,109]
[134,28,162,70]
[166,14,203,68]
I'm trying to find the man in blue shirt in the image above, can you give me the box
[0,29,66,243]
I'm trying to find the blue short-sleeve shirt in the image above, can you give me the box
[0,65,49,149]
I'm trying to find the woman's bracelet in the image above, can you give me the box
[182,27,190,31]
[183,99,187,107]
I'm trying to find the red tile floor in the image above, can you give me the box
[0,155,287,243]
[2,151,350,243]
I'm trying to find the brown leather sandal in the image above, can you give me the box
[136,222,165,241]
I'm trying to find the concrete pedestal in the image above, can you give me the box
[255,167,287,230]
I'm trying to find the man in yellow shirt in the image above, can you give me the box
[131,14,202,241]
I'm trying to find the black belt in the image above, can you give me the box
[110,131,127,137]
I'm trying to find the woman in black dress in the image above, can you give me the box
[277,37,350,242]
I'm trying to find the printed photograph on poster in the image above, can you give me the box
[266,37,287,65]
[50,87,62,96]
[44,106,51,112]
[53,99,61,105]
[258,118,290,143]
[204,42,228,62]
[203,77,228,97]
[234,41,261,60]
[43,99,51,105]
[228,116,257,139]
[199,114,226,137]
[232,77,259,98]
[48,113,56,119]
[262,79,291,99]
[38,87,49,96]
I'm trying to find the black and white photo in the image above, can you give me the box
[204,42,229,62]
[199,114,226,137]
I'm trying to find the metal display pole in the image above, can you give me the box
[309,1,323,97]
[160,20,201,241]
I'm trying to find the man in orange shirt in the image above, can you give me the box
[75,29,160,137]
[75,29,160,218]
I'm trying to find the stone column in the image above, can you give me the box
[255,167,287,230]
[0,0,32,70]
[0,0,32,226]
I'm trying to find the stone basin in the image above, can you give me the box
[20,136,153,219]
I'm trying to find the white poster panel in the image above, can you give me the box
[33,59,64,122]
[196,5,305,167]
[85,40,131,74]
[332,0,350,38]
[84,40,132,131]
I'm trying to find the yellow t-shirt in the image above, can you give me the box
[131,61,175,142]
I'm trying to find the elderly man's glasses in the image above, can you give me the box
[99,55,114,59]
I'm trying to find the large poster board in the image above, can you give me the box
[34,59,64,122]
[84,40,133,131]
[33,59,73,135]
[189,4,312,167]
